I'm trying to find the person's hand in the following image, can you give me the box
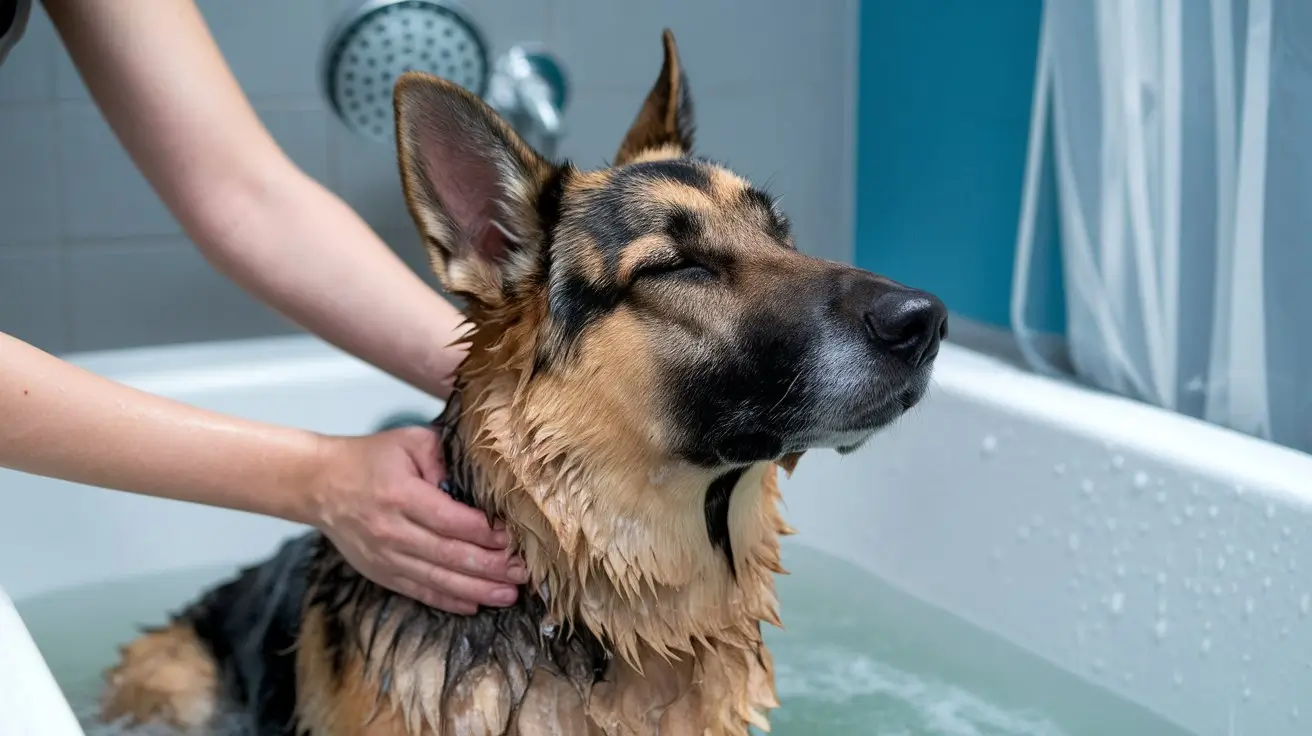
[309,426,527,614]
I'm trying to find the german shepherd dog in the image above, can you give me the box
[97,29,947,736]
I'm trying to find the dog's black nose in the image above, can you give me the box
[865,290,948,368]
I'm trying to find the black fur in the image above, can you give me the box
[171,533,313,734]
[704,467,748,578]
[666,304,813,467]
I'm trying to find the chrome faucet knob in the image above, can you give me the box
[486,44,570,160]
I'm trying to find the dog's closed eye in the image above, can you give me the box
[635,257,717,282]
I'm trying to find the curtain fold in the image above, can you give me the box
[1014,0,1311,454]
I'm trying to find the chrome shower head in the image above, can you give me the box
[320,0,491,143]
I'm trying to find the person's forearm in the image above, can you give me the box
[191,168,467,401]
[0,332,324,524]
[44,0,467,400]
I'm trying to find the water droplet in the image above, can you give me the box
[1132,471,1150,490]
[1208,505,1220,518]
[1171,515,1183,527]
[1201,638,1212,655]
[1246,549,1257,564]
[1280,626,1291,639]
[1106,518,1119,532]
[1243,686,1252,701]
[1212,584,1223,597]
[1266,503,1277,519]
[1204,620,1212,632]
[1138,521,1151,534]
[1092,658,1105,673]
[1123,671,1134,684]
[1054,462,1067,476]
[1017,525,1031,541]
[1154,618,1168,640]
[1244,598,1256,617]
[1115,563,1126,578]
[1272,541,1282,556]
[1191,481,1203,498]
[1157,597,1168,614]
[1284,526,1293,538]
[1156,572,1168,587]
[1156,491,1168,505]
[991,547,1004,563]
[1184,505,1196,518]
[1080,479,1095,496]
[1293,706,1301,721]
[1173,671,1184,687]
[1217,555,1227,572]
[1264,576,1273,590]
[1068,533,1081,552]
[1242,652,1252,663]
[1111,455,1125,469]
[981,434,998,455]
[1235,484,1246,496]
[1109,591,1125,615]
[1301,593,1310,616]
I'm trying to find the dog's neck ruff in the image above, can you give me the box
[434,361,788,731]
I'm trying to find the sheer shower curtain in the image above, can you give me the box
[1013,0,1312,454]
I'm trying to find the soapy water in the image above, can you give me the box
[14,542,1192,736]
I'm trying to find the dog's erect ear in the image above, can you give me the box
[394,72,558,306]
[615,29,695,166]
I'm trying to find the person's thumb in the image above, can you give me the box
[395,425,442,485]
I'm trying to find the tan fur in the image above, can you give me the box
[99,623,219,731]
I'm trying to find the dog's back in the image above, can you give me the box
[100,532,311,733]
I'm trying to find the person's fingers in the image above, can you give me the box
[392,552,520,608]
[404,483,511,550]
[394,520,527,585]
[387,575,479,615]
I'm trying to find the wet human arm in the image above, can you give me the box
[0,332,524,612]
[42,0,466,400]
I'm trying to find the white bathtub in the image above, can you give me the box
[1,333,1309,735]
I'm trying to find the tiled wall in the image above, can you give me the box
[0,0,858,355]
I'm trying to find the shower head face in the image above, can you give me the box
[322,0,490,143]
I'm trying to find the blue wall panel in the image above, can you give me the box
[854,0,1065,333]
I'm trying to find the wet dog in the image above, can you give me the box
[97,29,947,736]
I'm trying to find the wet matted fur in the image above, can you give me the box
[98,29,948,736]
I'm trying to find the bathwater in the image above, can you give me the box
[14,542,1192,735]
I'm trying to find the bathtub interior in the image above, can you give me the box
[0,334,1309,735]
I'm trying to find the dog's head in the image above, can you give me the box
[394,30,946,474]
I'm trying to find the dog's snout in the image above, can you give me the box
[864,290,948,368]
